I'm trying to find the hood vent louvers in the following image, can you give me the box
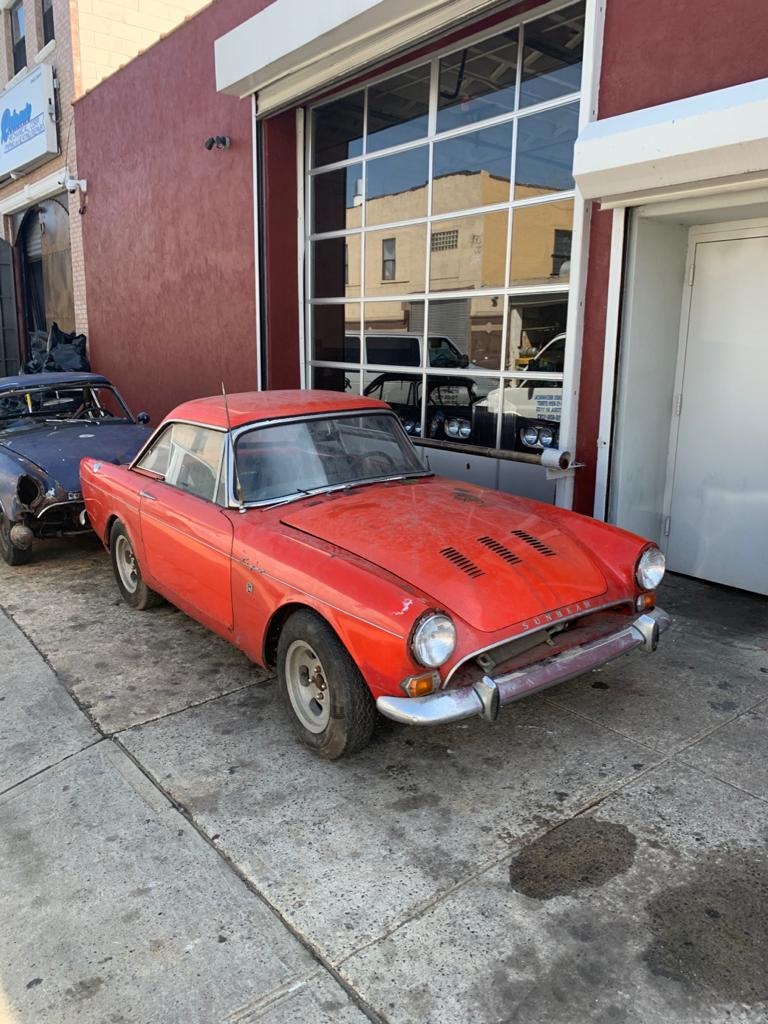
[511,528,556,557]
[478,535,522,565]
[440,546,485,579]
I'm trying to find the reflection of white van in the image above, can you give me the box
[472,334,565,452]
[344,332,469,368]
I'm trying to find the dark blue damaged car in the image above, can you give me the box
[0,372,151,565]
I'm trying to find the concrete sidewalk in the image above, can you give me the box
[1,537,767,1023]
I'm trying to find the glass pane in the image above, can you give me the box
[164,424,224,503]
[367,65,430,153]
[433,123,512,215]
[312,164,362,234]
[437,30,519,132]
[520,2,585,108]
[515,103,578,199]
[429,212,508,292]
[311,303,361,362]
[312,235,360,299]
[362,300,425,366]
[509,199,573,287]
[497,377,563,452]
[312,91,364,167]
[313,366,361,394]
[426,373,495,446]
[505,298,568,371]
[364,225,426,295]
[365,147,428,226]
[469,315,506,371]
[235,414,424,503]
[11,2,24,44]
[363,370,422,436]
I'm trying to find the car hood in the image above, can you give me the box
[0,422,150,492]
[280,478,607,632]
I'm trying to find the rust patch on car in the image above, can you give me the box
[509,818,637,899]
[452,488,484,504]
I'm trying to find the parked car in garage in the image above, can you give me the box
[473,334,566,452]
[363,373,484,441]
[0,372,151,565]
[81,389,669,759]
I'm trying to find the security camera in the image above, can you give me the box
[203,137,216,150]
[56,169,87,193]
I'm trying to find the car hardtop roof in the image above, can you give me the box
[0,371,111,393]
[168,389,390,430]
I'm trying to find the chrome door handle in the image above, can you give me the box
[139,490,157,501]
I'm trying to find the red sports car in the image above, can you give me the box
[80,390,669,759]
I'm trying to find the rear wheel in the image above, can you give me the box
[277,610,376,759]
[0,512,32,566]
[110,520,161,610]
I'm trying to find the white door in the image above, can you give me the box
[665,228,768,595]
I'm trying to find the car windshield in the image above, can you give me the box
[234,412,428,504]
[0,385,131,423]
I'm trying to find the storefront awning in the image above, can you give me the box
[215,0,503,111]
[573,76,768,206]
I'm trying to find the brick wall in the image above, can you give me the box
[75,0,209,95]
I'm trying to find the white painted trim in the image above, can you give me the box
[554,0,605,509]
[592,207,625,519]
[0,166,64,214]
[251,94,262,391]
[216,0,567,110]
[34,40,56,64]
[574,75,768,204]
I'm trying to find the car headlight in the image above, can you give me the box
[458,419,471,440]
[521,425,540,447]
[539,426,555,448]
[445,417,460,438]
[636,546,666,590]
[410,612,457,668]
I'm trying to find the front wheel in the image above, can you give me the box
[109,520,161,610]
[0,512,32,566]
[277,610,376,759]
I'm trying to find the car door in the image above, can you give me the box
[134,422,234,634]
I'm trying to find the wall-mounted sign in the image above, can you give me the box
[0,64,57,181]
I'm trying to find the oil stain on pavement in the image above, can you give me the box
[508,817,637,900]
[643,849,768,1004]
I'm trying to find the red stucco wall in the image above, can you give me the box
[74,0,276,425]
[573,0,768,513]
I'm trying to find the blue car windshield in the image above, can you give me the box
[0,385,131,423]
[234,412,428,504]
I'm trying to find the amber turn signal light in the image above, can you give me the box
[635,592,656,612]
[401,672,441,698]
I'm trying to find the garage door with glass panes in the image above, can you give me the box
[306,1,584,482]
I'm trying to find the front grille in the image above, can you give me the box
[440,546,485,579]
[477,535,522,565]
[510,528,556,557]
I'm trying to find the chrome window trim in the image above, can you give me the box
[227,407,430,509]
[129,418,228,471]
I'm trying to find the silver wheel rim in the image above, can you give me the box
[115,534,139,594]
[285,640,331,734]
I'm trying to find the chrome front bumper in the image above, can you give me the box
[376,607,671,726]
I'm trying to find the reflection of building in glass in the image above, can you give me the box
[336,170,571,367]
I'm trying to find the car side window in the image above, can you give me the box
[137,423,225,504]
[136,427,173,477]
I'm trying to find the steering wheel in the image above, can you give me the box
[355,451,397,475]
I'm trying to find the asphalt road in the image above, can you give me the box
[1,534,767,1023]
